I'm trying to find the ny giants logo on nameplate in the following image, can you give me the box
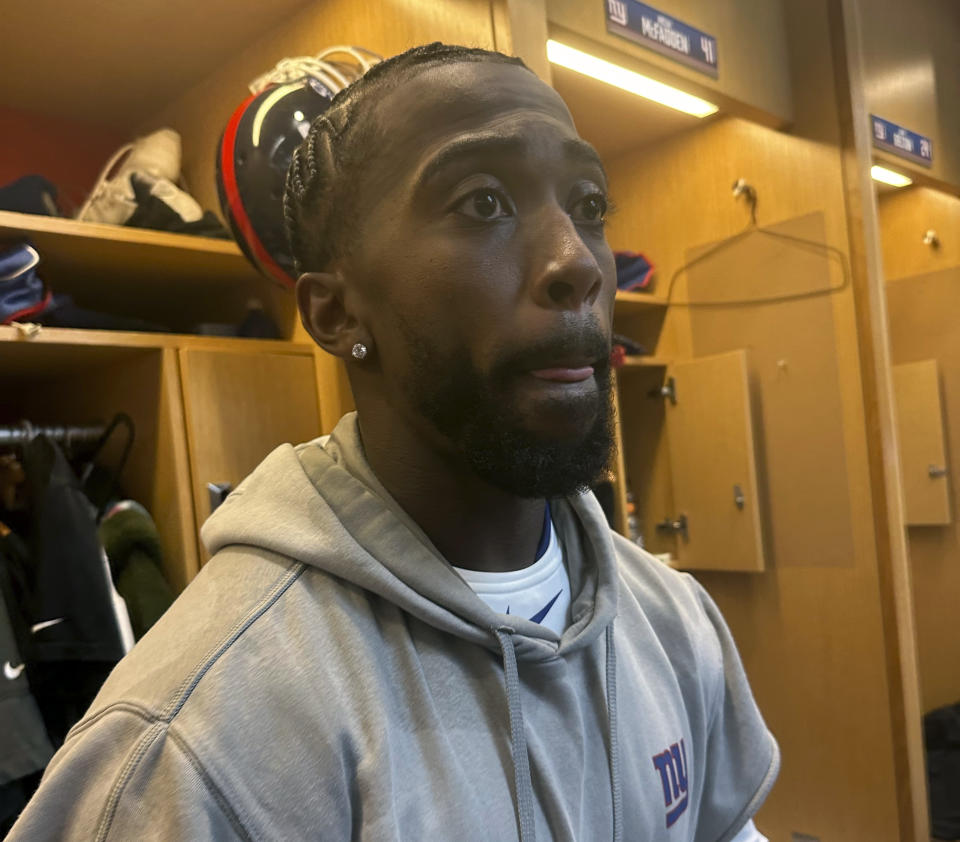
[604,0,718,77]
[870,115,933,167]
[652,738,690,828]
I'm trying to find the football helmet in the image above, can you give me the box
[217,46,380,287]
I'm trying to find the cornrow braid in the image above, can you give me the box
[283,42,529,276]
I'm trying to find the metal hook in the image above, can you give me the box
[923,229,940,248]
[732,178,758,225]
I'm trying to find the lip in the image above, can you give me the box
[529,366,595,383]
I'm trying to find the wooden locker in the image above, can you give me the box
[892,359,952,526]
[664,349,765,571]
[178,348,322,560]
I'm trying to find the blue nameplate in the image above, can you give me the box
[604,0,718,77]
[871,115,932,167]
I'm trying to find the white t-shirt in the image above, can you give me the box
[453,504,571,636]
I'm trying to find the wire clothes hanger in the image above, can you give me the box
[663,178,851,308]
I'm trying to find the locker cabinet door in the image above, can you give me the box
[892,360,951,526]
[665,350,765,571]
[179,348,322,562]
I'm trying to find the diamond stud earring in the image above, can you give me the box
[351,343,368,361]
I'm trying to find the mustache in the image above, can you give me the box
[492,323,612,376]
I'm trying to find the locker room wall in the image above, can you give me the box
[859,0,960,190]
[606,114,901,842]
[595,0,923,837]
[0,106,125,213]
[546,0,793,128]
[880,185,960,714]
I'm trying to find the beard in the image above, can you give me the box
[399,319,614,498]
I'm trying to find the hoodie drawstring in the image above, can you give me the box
[495,625,623,842]
[496,627,537,842]
[605,624,623,842]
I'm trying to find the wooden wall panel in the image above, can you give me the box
[885,266,960,713]
[665,350,765,571]
[0,107,126,213]
[892,360,951,527]
[314,349,356,434]
[878,186,960,280]
[546,0,793,127]
[616,365,674,556]
[491,0,551,81]
[0,0,317,128]
[880,186,960,714]
[685,212,855,569]
[179,348,322,562]
[605,113,901,839]
[859,0,960,190]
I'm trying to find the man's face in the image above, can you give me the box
[343,60,617,497]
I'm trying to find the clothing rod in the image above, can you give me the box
[0,423,107,446]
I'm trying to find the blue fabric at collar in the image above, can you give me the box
[534,501,551,562]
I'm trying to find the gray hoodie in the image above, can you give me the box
[7,413,778,841]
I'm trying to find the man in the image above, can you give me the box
[8,44,777,840]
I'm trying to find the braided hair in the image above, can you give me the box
[283,42,529,275]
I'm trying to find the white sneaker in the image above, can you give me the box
[77,129,183,225]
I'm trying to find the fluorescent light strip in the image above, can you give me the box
[871,165,912,187]
[546,39,718,118]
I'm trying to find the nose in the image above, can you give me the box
[527,209,604,312]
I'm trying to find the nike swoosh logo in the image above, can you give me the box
[530,590,562,624]
[4,661,25,680]
[31,617,65,633]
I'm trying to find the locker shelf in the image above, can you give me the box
[0,325,312,355]
[0,210,259,288]
[0,210,301,335]
[614,290,669,312]
[617,355,671,368]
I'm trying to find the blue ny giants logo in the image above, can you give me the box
[651,739,689,828]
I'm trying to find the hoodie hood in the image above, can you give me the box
[202,412,619,663]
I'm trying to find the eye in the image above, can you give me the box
[455,188,512,221]
[571,193,608,224]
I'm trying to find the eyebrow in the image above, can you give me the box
[414,133,607,190]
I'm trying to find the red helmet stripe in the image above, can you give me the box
[220,91,295,288]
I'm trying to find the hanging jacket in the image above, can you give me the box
[0,525,55,829]
[98,501,175,640]
[6,436,131,748]
[6,413,778,841]
[924,701,960,840]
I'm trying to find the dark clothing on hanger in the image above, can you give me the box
[99,502,174,639]
[925,701,960,840]
[3,436,127,745]
[19,436,125,664]
[0,525,54,832]
[0,771,43,837]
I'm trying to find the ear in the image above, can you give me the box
[296,271,365,358]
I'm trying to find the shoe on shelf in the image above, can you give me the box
[76,129,183,225]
